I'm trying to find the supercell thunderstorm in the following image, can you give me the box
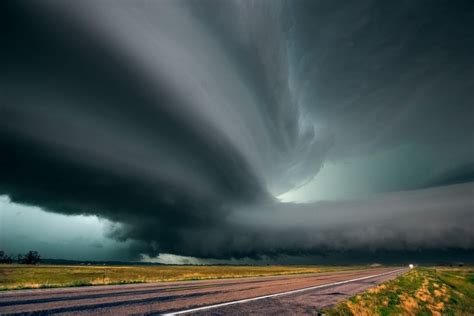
[1,0,473,260]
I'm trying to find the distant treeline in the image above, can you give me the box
[0,250,41,264]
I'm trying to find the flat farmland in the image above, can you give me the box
[0,267,404,315]
[0,264,362,291]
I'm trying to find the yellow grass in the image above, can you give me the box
[324,267,474,316]
[0,264,360,291]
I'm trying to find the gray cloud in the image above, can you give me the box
[0,0,473,261]
[290,0,474,162]
[233,183,474,255]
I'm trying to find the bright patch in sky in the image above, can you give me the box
[0,195,129,261]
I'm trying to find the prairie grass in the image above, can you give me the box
[323,267,474,316]
[0,264,357,291]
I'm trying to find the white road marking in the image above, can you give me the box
[163,268,406,315]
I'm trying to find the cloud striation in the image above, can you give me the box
[1,0,473,260]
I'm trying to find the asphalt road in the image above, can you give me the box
[0,267,407,315]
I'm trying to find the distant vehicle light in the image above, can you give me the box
[409,264,414,269]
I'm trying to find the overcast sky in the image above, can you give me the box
[1,0,473,263]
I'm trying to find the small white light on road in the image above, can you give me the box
[409,264,414,269]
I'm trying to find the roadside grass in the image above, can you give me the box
[323,267,474,316]
[0,264,362,291]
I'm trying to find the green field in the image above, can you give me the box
[0,264,357,291]
[324,267,474,316]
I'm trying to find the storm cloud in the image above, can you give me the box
[1,0,473,261]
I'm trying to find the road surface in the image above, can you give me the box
[0,267,406,315]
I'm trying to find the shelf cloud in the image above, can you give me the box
[1,0,473,261]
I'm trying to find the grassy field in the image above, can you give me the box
[324,267,474,316]
[0,264,358,291]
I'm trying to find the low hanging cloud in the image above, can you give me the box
[232,183,474,257]
[1,0,473,260]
